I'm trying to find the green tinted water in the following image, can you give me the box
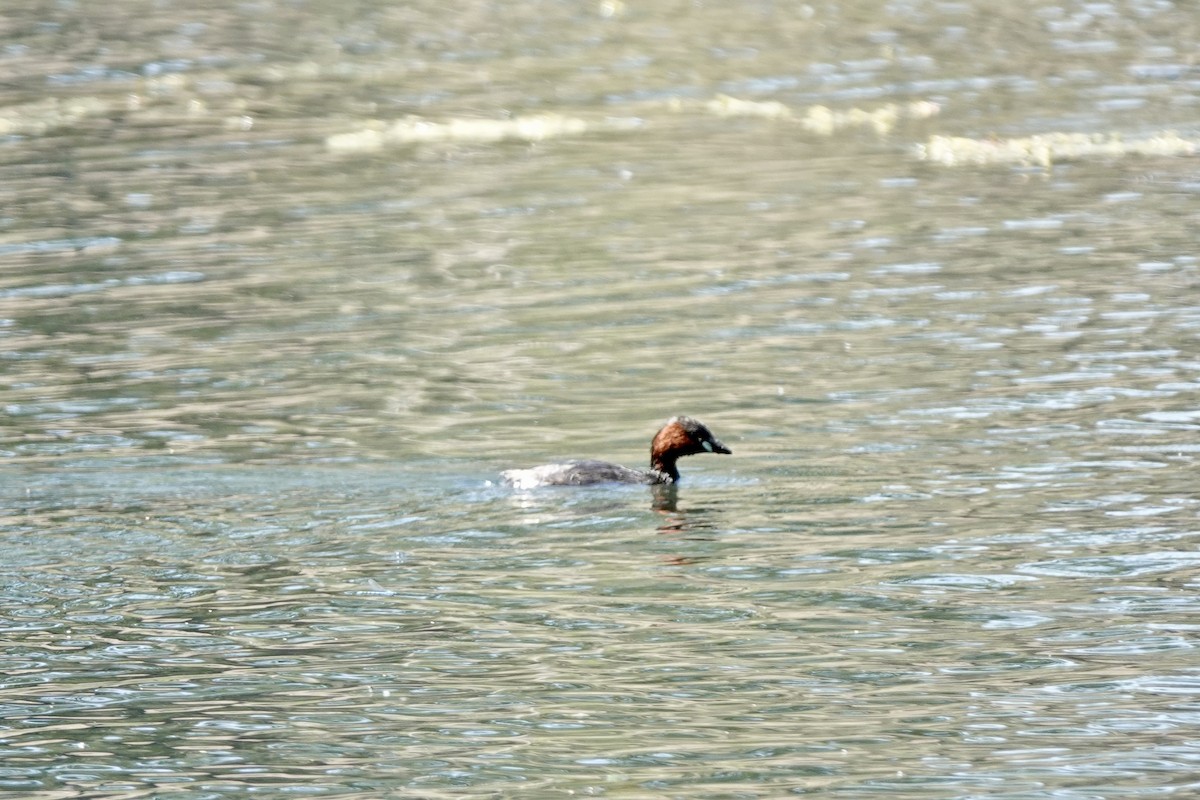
[2,0,1199,797]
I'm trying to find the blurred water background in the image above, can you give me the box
[2,0,1200,797]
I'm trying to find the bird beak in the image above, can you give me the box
[705,438,732,455]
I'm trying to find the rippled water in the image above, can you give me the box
[3,0,1200,797]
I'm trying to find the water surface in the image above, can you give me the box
[3,0,1200,797]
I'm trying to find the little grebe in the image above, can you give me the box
[501,416,731,488]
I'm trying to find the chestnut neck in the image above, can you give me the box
[650,453,681,482]
[649,421,692,482]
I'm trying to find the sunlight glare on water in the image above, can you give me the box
[2,0,1200,797]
